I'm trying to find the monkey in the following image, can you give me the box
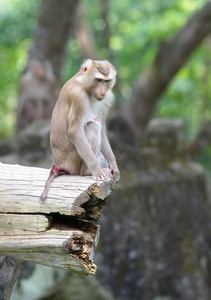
[40,59,120,203]
[16,59,59,133]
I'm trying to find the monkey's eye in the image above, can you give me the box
[96,78,103,83]
[105,80,111,83]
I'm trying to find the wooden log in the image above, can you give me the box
[0,226,99,275]
[0,163,114,220]
[0,214,52,232]
[0,162,115,276]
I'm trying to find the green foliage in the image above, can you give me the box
[0,0,38,139]
[157,42,211,140]
[61,39,83,85]
[0,0,209,147]
[82,0,211,157]
[83,0,205,98]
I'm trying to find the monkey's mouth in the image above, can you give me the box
[96,96,104,101]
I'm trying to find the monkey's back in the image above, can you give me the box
[50,79,84,173]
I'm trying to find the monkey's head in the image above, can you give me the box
[77,59,117,101]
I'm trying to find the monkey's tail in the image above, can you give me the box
[40,168,57,203]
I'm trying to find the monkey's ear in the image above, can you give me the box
[81,59,93,73]
[82,65,88,72]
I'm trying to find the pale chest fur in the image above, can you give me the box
[86,99,103,130]
[85,93,110,123]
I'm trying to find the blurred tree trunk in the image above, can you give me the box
[75,3,98,60]
[125,2,211,141]
[101,0,109,49]
[188,121,211,159]
[16,0,80,133]
[100,0,112,60]
[29,0,79,81]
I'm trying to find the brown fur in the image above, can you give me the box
[40,59,119,203]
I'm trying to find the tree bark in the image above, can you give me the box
[29,0,79,80]
[0,256,26,300]
[126,2,211,141]
[188,121,211,159]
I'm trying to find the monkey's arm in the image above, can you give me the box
[67,107,107,180]
[101,126,120,181]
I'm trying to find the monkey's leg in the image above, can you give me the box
[80,121,101,176]
[40,168,58,203]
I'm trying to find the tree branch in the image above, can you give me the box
[126,2,211,140]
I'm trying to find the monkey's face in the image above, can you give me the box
[93,78,112,101]
[78,59,117,101]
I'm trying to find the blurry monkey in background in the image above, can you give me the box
[16,60,59,133]
[40,59,120,202]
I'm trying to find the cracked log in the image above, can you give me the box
[0,162,115,276]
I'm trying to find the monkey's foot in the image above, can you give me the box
[94,168,112,181]
[94,175,108,181]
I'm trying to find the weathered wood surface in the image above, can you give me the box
[0,226,99,275]
[0,162,115,275]
[0,214,52,232]
[0,163,114,220]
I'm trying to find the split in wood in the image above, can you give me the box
[0,163,115,275]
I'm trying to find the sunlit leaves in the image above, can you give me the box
[109,36,124,50]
